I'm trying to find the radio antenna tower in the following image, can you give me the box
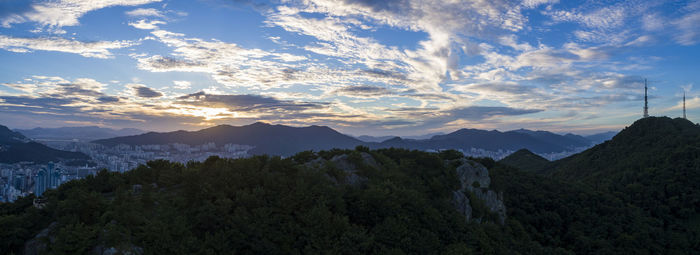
[644,79,649,118]
[683,91,687,119]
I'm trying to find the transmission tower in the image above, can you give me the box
[644,79,649,118]
[683,91,687,119]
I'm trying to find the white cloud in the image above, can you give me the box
[642,13,664,31]
[2,0,162,29]
[522,0,559,9]
[547,6,627,29]
[132,28,333,90]
[0,35,135,58]
[125,8,164,17]
[129,19,166,30]
[173,80,191,89]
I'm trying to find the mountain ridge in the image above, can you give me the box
[16,126,146,142]
[0,124,91,164]
[93,122,614,156]
[94,122,364,156]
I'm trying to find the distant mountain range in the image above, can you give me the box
[16,126,146,142]
[583,131,618,144]
[371,128,597,154]
[0,125,90,164]
[94,122,617,156]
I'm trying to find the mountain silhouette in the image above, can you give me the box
[16,126,146,142]
[371,128,592,153]
[0,124,90,164]
[95,123,600,156]
[93,122,364,156]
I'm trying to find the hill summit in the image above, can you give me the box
[548,117,699,182]
[498,148,549,172]
[497,117,700,249]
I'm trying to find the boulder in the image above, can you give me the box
[450,158,506,224]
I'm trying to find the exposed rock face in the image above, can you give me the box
[305,152,379,185]
[455,159,490,189]
[469,188,506,224]
[94,245,143,255]
[450,158,506,224]
[452,190,472,220]
[23,222,55,255]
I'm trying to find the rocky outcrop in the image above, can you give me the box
[23,222,56,255]
[455,159,491,189]
[450,158,506,224]
[452,190,472,220]
[305,152,379,185]
[93,245,143,255]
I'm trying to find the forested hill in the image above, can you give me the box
[498,148,549,173]
[2,146,697,254]
[0,124,90,164]
[547,117,699,182]
[506,116,700,252]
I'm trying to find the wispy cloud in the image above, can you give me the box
[177,91,324,112]
[1,0,162,30]
[672,1,700,45]
[0,35,135,58]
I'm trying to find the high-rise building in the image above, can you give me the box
[13,174,25,191]
[34,169,46,197]
[51,170,61,189]
[34,162,62,196]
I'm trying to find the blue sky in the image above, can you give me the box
[0,0,699,136]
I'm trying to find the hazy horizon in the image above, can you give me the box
[7,120,623,137]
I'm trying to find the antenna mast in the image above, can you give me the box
[644,79,649,118]
[683,91,687,119]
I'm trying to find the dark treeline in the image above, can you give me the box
[2,144,697,254]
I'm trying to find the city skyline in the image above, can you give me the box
[1,0,699,136]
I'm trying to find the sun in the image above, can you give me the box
[168,106,236,120]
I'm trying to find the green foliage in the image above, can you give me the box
[494,117,700,253]
[542,117,700,251]
[0,195,51,253]
[499,149,550,173]
[1,136,697,254]
[439,149,464,160]
[471,181,480,188]
[290,150,316,163]
[490,163,667,253]
[0,149,521,254]
[355,145,370,152]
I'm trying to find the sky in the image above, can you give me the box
[0,0,699,136]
